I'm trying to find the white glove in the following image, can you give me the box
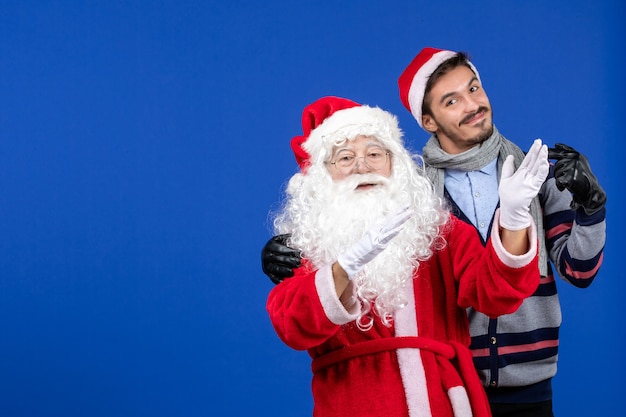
[499,139,549,230]
[337,206,414,279]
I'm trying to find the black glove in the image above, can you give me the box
[548,143,607,215]
[261,234,302,285]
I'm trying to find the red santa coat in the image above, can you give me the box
[267,213,539,417]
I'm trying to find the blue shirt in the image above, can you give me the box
[444,158,499,240]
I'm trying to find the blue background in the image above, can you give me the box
[0,1,623,416]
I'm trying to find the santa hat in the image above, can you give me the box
[291,96,402,171]
[398,47,480,129]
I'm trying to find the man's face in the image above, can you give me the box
[421,65,493,154]
[327,135,392,184]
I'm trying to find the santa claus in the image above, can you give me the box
[266,96,547,417]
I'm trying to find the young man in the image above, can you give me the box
[395,47,607,417]
[266,95,548,417]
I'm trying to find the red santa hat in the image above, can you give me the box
[291,96,402,171]
[398,47,480,129]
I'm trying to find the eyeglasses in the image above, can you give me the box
[328,148,390,175]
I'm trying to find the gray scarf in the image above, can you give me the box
[422,126,547,276]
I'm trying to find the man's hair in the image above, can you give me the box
[421,52,474,118]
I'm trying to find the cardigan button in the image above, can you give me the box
[490,337,497,345]
[490,381,497,387]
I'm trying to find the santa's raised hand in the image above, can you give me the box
[498,139,549,230]
[337,206,414,279]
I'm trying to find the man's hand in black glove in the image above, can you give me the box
[548,143,607,215]
[261,234,302,285]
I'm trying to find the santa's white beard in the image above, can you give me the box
[276,168,446,328]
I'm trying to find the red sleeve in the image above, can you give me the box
[266,261,359,350]
[448,216,540,318]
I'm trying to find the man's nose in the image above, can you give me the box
[464,94,480,111]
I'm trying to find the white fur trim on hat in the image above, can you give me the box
[303,105,402,167]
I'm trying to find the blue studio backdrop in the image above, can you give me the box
[0,1,623,416]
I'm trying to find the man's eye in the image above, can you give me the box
[446,98,457,106]
[339,155,354,162]
[470,86,479,93]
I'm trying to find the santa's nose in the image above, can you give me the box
[353,157,371,173]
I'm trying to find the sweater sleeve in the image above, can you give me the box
[541,173,606,288]
[266,262,360,351]
[452,215,540,318]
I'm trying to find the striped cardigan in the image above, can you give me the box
[446,165,606,404]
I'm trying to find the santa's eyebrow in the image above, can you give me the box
[333,146,353,155]
[365,140,385,148]
[333,139,385,155]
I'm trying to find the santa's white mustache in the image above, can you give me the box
[334,173,391,193]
